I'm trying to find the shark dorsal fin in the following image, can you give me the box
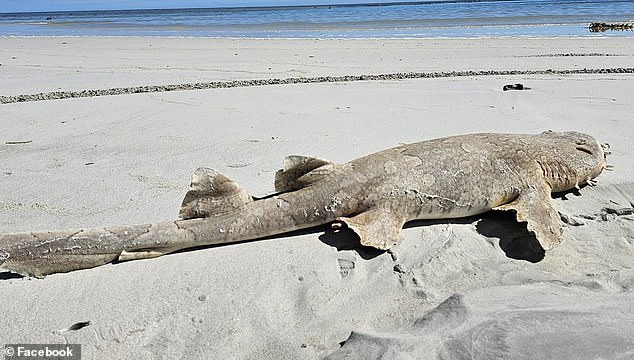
[274,155,336,192]
[179,167,253,219]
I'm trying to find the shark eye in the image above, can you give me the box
[574,139,594,155]
[575,145,593,155]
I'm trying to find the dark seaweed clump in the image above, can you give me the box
[589,22,633,32]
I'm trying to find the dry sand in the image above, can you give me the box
[0,37,633,359]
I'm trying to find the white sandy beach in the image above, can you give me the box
[1,37,633,359]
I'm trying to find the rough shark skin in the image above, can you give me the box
[0,131,610,278]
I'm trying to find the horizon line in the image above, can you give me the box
[0,0,510,15]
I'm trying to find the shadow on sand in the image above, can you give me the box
[319,212,546,263]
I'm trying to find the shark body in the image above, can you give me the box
[0,131,609,277]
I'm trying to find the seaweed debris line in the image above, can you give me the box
[589,22,634,32]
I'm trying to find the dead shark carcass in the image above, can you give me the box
[0,131,611,277]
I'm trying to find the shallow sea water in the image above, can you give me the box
[1,0,634,38]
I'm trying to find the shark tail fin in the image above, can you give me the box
[179,167,254,220]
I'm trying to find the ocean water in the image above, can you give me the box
[1,0,633,38]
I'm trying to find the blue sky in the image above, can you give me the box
[0,0,411,12]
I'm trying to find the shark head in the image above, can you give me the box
[537,130,611,192]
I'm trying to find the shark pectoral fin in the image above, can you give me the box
[275,155,336,192]
[493,186,564,251]
[179,167,254,220]
[335,208,408,250]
